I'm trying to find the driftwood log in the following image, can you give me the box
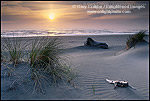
[84,37,108,49]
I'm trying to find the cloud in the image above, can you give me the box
[1,1,149,30]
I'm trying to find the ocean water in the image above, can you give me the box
[1,29,149,37]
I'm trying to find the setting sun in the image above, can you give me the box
[49,13,55,20]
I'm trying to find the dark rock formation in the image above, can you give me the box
[84,37,108,49]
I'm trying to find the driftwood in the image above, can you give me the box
[84,37,108,49]
[106,79,136,90]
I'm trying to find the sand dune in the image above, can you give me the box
[1,35,149,100]
[103,41,149,100]
[114,41,149,58]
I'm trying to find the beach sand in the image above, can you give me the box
[1,35,149,100]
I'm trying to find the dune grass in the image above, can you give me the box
[1,36,76,94]
[2,36,29,66]
[126,31,147,50]
[28,36,76,93]
[92,85,95,94]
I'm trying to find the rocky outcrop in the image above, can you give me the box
[84,37,108,49]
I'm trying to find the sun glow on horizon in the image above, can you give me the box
[49,13,55,20]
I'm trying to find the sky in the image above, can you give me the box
[1,1,149,31]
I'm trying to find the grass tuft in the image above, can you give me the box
[2,36,29,66]
[1,36,76,94]
[29,36,76,93]
[126,31,147,50]
[92,85,95,94]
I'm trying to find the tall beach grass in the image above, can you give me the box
[1,36,76,93]
[1,36,29,66]
[29,37,76,93]
[126,31,147,50]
